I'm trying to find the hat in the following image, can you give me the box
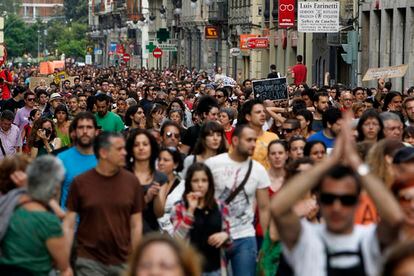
[393,147,414,164]
[49,93,62,102]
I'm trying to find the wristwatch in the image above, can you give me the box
[356,164,370,176]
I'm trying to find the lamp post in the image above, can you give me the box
[37,30,40,60]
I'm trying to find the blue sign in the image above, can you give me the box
[110,42,117,52]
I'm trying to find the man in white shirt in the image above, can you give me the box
[205,125,270,276]
[271,113,404,276]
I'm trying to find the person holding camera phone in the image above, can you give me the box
[27,117,62,158]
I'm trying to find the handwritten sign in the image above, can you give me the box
[363,64,409,81]
[252,77,288,101]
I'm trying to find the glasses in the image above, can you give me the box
[319,193,358,206]
[27,98,35,102]
[166,132,180,139]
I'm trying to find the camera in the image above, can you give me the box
[43,128,52,137]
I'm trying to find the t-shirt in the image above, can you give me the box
[307,130,335,149]
[292,63,307,85]
[282,220,381,276]
[253,131,279,169]
[311,119,323,132]
[205,153,270,239]
[14,106,32,131]
[0,70,13,100]
[2,98,24,113]
[95,111,125,132]
[57,147,97,208]
[66,168,144,265]
[354,192,379,225]
[0,208,63,275]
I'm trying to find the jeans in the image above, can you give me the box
[226,236,257,276]
[75,257,127,276]
[202,269,222,276]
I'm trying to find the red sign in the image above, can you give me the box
[247,37,270,49]
[278,0,295,28]
[240,34,258,50]
[205,26,219,39]
[122,53,131,62]
[153,47,163,59]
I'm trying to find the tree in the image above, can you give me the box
[0,0,22,15]
[4,15,38,58]
[63,0,88,23]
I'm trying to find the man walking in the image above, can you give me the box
[58,112,99,208]
[291,55,307,85]
[14,91,35,131]
[64,132,144,275]
[205,125,270,276]
[95,93,125,132]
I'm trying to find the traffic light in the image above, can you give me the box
[341,31,358,65]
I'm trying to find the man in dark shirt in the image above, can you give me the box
[2,86,25,113]
[267,64,281,79]
[64,132,144,275]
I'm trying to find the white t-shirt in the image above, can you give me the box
[282,220,381,276]
[158,181,185,235]
[205,153,270,240]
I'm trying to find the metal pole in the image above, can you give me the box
[37,30,40,60]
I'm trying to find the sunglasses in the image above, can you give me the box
[319,193,358,206]
[166,132,180,139]
[398,194,414,204]
[27,98,36,102]
[283,128,296,133]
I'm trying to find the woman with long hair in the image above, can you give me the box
[356,109,384,143]
[54,104,71,147]
[256,140,289,276]
[21,109,41,155]
[182,121,227,178]
[28,118,62,158]
[146,104,166,131]
[126,129,168,234]
[303,140,327,163]
[172,163,230,275]
[157,147,184,235]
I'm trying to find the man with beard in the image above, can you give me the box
[308,107,343,150]
[58,112,99,208]
[311,91,329,132]
[95,93,125,132]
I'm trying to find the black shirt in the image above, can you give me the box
[189,204,223,272]
[182,124,201,154]
[2,98,24,113]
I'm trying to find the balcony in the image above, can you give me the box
[208,1,228,24]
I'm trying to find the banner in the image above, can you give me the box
[279,0,295,28]
[240,34,258,50]
[362,64,409,81]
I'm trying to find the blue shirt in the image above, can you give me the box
[307,130,335,148]
[57,147,97,208]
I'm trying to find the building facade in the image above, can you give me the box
[360,0,414,91]
[19,0,64,23]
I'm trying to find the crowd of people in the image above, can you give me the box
[0,62,414,276]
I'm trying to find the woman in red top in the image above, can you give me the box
[218,108,235,146]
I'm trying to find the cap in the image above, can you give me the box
[49,93,62,102]
[393,147,414,164]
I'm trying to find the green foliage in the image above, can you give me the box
[64,0,88,23]
[0,0,22,15]
[4,16,89,59]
